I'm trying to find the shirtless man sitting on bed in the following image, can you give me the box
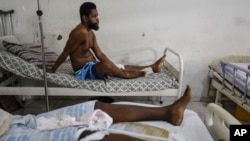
[1,85,192,141]
[50,2,166,80]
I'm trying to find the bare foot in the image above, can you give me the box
[152,55,166,73]
[165,85,192,126]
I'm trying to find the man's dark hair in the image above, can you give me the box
[79,2,96,23]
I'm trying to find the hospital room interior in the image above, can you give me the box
[0,0,250,141]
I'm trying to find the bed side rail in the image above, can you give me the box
[163,47,183,82]
[220,61,250,101]
[211,76,250,113]
[163,47,183,98]
[205,103,241,141]
[221,61,250,74]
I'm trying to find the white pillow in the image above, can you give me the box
[0,35,20,50]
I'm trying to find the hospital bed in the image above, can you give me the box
[0,102,240,141]
[208,55,250,113]
[0,9,183,103]
[0,35,183,101]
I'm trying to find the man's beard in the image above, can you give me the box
[89,23,99,30]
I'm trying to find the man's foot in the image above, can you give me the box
[165,85,192,126]
[152,55,166,73]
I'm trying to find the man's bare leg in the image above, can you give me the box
[102,134,145,141]
[95,85,191,125]
[79,85,192,141]
[95,61,146,79]
[124,54,166,73]
[94,54,165,79]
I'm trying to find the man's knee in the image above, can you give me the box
[98,61,115,71]
[95,62,113,75]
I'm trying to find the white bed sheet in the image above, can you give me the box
[136,109,213,141]
[113,102,213,141]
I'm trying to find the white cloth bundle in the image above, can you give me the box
[36,109,113,131]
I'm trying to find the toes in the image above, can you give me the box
[184,85,191,94]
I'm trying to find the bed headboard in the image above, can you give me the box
[0,10,14,36]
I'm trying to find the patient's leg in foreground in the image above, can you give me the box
[79,85,192,141]
[95,85,191,125]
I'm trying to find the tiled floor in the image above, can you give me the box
[9,97,237,123]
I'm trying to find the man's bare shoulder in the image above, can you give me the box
[64,24,88,51]
[70,24,88,38]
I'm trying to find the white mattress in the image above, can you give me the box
[218,62,250,98]
[134,110,213,141]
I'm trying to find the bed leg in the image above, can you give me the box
[215,90,221,105]
[159,96,163,104]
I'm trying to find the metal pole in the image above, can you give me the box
[37,0,49,111]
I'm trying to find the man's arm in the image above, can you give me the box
[51,45,70,73]
[51,30,86,73]
[91,32,112,62]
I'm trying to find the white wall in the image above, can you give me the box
[1,0,250,99]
